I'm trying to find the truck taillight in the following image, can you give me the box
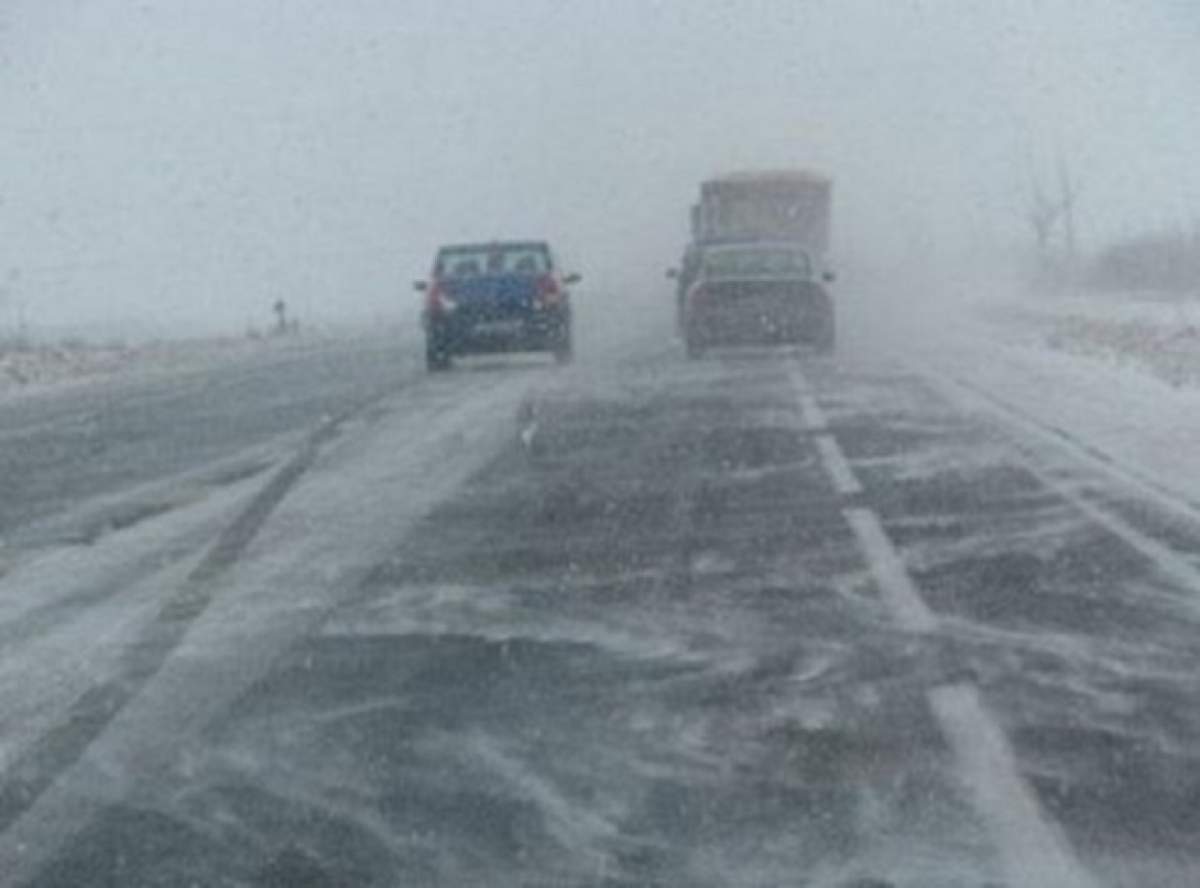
[536,274,561,306]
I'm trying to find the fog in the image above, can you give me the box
[2,0,1198,338]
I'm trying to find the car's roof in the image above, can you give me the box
[437,240,550,252]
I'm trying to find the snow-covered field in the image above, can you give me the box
[972,287,1200,387]
[0,325,410,401]
[0,338,256,396]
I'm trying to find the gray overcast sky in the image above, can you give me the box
[2,0,1198,335]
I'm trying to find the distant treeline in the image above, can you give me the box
[1087,228,1200,293]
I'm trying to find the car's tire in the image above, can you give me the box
[552,323,573,364]
[425,335,452,372]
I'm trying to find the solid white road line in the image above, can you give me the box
[814,434,864,497]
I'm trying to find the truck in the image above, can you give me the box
[672,170,836,353]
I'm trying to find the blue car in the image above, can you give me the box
[415,240,580,371]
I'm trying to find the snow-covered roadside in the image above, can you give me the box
[971,287,1200,388]
[888,286,1200,507]
[0,336,285,395]
[0,324,412,402]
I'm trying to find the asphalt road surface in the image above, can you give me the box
[1,335,1199,887]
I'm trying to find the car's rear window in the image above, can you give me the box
[704,248,811,278]
[436,245,551,277]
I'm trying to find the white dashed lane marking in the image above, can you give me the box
[788,365,1098,888]
[842,506,934,632]
[798,393,828,432]
[931,684,1097,888]
[814,435,864,497]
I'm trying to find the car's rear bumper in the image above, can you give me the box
[427,311,569,354]
[688,288,831,346]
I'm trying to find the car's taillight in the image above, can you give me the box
[536,274,561,306]
[426,281,446,314]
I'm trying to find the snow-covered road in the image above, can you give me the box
[1,316,1199,886]
[0,334,412,544]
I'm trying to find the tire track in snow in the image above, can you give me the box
[0,397,374,836]
[0,368,539,887]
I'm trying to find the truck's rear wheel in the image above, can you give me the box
[813,313,836,355]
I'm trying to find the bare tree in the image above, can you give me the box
[1028,177,1062,261]
[1026,153,1082,281]
[1056,154,1082,265]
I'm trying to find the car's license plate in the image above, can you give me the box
[473,320,523,336]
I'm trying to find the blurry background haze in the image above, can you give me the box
[2,0,1198,338]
